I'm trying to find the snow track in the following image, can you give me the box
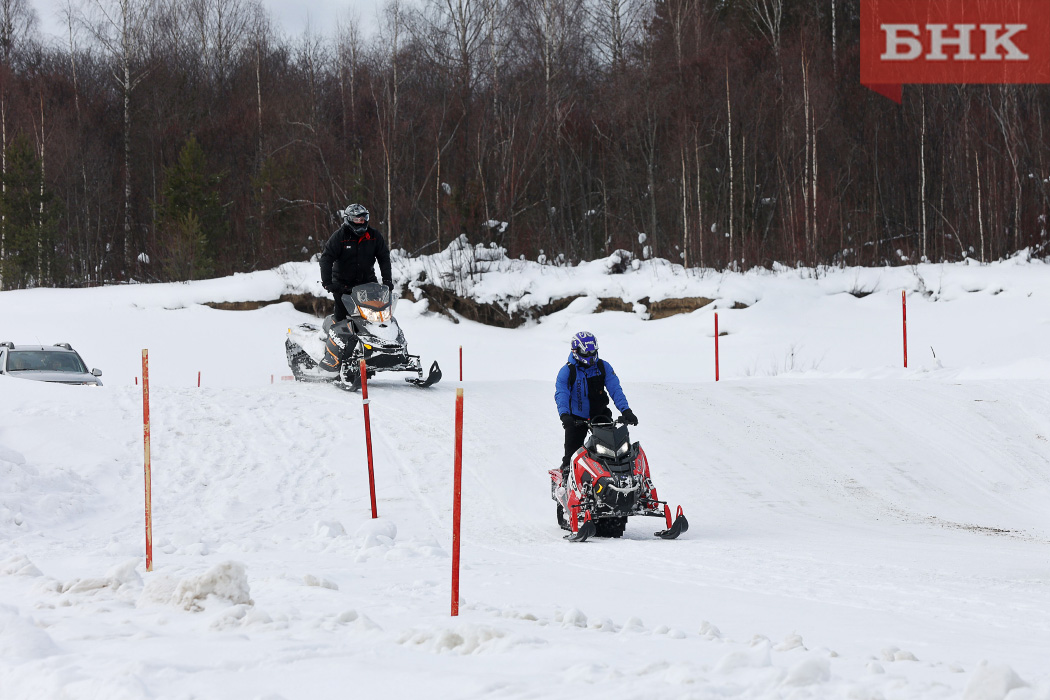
[4,377,1050,699]
[4,268,1050,698]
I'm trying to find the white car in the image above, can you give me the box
[0,342,103,386]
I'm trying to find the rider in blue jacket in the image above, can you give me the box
[555,331,638,474]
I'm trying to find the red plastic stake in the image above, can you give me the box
[459,345,463,383]
[451,387,464,617]
[142,349,153,572]
[902,291,908,368]
[715,312,720,381]
[360,359,378,519]
[197,371,201,388]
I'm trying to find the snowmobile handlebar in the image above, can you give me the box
[570,415,629,428]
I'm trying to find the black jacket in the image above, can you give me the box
[319,224,392,290]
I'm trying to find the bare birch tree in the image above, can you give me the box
[745,0,782,60]
[78,0,153,277]
[588,0,643,69]
[373,0,409,249]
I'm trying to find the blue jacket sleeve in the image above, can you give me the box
[601,360,630,413]
[554,365,571,416]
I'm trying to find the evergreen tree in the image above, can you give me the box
[0,134,58,288]
[154,136,226,280]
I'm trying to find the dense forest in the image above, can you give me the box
[0,0,1049,289]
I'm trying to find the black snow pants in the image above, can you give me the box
[560,408,612,471]
[332,291,353,322]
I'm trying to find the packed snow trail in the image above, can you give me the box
[4,373,1050,699]
[4,264,1050,698]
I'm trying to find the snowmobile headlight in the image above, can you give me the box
[358,306,392,324]
[617,441,630,455]
[595,443,614,457]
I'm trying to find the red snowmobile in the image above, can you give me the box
[549,416,689,542]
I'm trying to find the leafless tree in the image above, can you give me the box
[186,0,255,88]
[77,0,154,275]
[588,0,644,69]
[746,0,782,59]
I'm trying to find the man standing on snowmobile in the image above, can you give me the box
[319,204,394,322]
[555,331,638,475]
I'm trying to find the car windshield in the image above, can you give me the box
[350,283,391,310]
[7,350,86,373]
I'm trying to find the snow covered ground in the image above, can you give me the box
[2,252,1050,699]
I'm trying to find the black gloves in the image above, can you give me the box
[560,413,573,429]
[621,409,638,426]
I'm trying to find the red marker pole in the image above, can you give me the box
[142,349,153,572]
[197,371,201,388]
[360,359,378,519]
[451,387,464,616]
[902,290,908,369]
[459,345,463,382]
[714,312,720,381]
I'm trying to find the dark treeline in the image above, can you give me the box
[1,0,1049,289]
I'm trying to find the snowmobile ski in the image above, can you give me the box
[565,520,596,542]
[655,506,689,540]
[406,361,442,388]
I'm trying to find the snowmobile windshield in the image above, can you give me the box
[588,419,633,465]
[350,283,393,324]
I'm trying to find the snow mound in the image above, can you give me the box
[620,616,645,633]
[774,633,806,651]
[210,603,274,630]
[781,657,831,687]
[0,444,26,466]
[353,519,397,549]
[652,624,687,639]
[881,645,919,662]
[0,604,59,660]
[587,616,618,632]
[1,554,42,577]
[303,574,338,590]
[559,608,587,628]
[699,620,723,640]
[61,559,142,596]
[140,561,253,612]
[398,624,541,655]
[313,520,346,539]
[315,609,381,633]
[964,661,1029,700]
[715,640,773,673]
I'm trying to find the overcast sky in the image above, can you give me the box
[31,0,384,44]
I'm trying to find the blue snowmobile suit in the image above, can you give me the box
[555,353,630,419]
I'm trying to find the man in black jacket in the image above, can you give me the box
[319,204,393,321]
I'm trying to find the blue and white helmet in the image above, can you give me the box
[571,331,598,367]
